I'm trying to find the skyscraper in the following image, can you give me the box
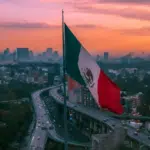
[3,48,9,55]
[3,48,10,61]
[29,50,33,59]
[46,48,52,57]
[16,48,29,61]
[104,52,109,61]
[96,55,100,62]
[52,51,59,61]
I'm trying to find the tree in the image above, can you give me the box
[7,90,16,100]
[137,89,150,116]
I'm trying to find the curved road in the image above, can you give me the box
[30,87,90,150]
[50,85,150,148]
[30,89,49,150]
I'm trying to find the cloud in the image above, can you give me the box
[0,21,98,29]
[96,0,150,4]
[0,0,27,4]
[120,27,150,36]
[73,24,97,28]
[0,22,60,29]
[39,0,95,7]
[74,4,150,21]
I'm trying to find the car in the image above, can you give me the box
[42,126,46,130]
[103,119,108,122]
[121,120,125,125]
[49,125,54,130]
[60,97,64,101]
[37,136,40,140]
[148,136,150,139]
[136,128,140,132]
[134,131,138,135]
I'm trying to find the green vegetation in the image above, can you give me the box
[0,81,42,150]
[137,89,150,116]
[114,74,150,116]
[45,139,87,150]
[0,102,32,149]
[0,80,42,100]
[45,139,134,150]
[115,75,145,95]
[120,145,133,150]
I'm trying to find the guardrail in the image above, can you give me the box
[34,86,91,148]
[33,85,150,149]
[112,114,150,121]
[48,84,150,148]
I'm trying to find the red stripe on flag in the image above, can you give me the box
[97,70,123,114]
[68,76,81,91]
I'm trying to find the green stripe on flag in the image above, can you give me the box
[65,24,85,85]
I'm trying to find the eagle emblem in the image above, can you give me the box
[81,67,95,88]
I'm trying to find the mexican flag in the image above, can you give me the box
[68,76,81,104]
[64,23,123,114]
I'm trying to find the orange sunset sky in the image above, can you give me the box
[1,0,150,56]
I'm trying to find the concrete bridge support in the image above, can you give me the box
[93,122,97,133]
[139,144,150,150]
[98,124,102,134]
[92,125,127,150]
[101,124,105,134]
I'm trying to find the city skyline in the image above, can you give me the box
[0,0,150,56]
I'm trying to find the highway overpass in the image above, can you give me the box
[30,85,150,150]
[49,85,150,149]
[30,86,91,150]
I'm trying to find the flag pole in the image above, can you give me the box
[62,9,68,150]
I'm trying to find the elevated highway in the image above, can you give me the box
[30,87,91,150]
[49,85,150,149]
[29,85,150,149]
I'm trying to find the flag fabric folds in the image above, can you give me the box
[68,76,81,104]
[64,23,123,114]
[68,75,81,92]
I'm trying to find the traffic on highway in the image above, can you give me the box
[50,85,150,148]
[29,84,150,150]
[30,86,91,150]
[30,90,49,150]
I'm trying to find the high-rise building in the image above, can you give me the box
[42,52,46,57]
[96,55,100,62]
[53,51,59,60]
[46,48,52,58]
[29,50,33,59]
[2,48,10,60]
[16,48,29,61]
[46,48,52,53]
[104,52,109,60]
[3,48,9,55]
[13,51,17,61]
